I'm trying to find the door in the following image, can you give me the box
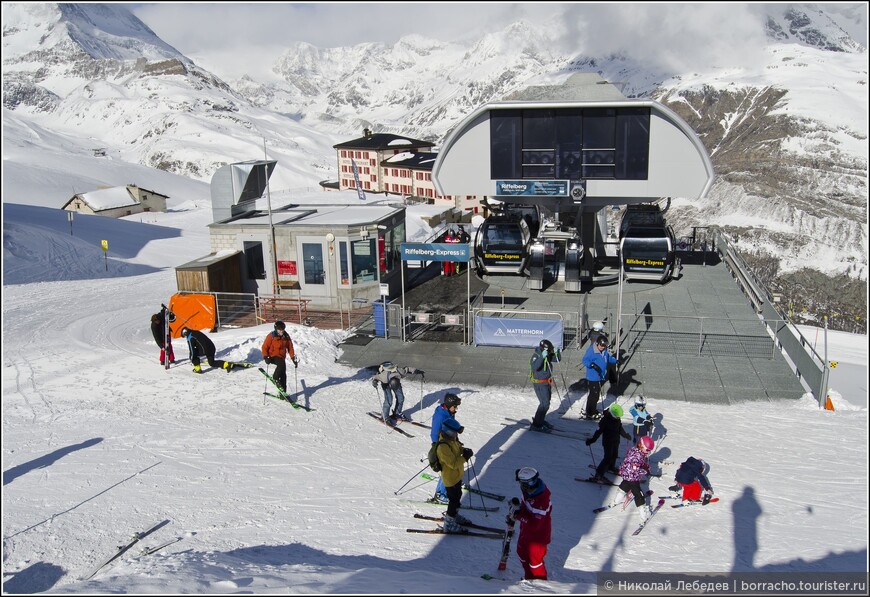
[297,238,330,297]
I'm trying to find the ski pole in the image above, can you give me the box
[468,458,487,517]
[394,462,431,495]
[294,358,298,398]
[263,363,270,406]
[588,443,597,469]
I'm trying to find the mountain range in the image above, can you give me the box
[2,3,867,331]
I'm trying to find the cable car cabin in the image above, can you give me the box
[619,225,677,282]
[474,215,531,275]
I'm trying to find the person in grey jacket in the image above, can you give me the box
[371,362,424,426]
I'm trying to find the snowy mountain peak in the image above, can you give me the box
[766,5,865,52]
[2,3,186,63]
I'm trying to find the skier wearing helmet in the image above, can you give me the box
[585,403,632,483]
[429,392,463,504]
[180,327,230,374]
[581,333,618,420]
[262,320,297,394]
[528,338,561,432]
[605,436,656,523]
[370,362,424,426]
[509,467,552,580]
[670,457,714,504]
[629,396,654,441]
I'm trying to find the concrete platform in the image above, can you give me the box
[336,254,808,404]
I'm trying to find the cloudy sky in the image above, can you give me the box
[131,3,868,81]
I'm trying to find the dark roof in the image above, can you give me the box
[333,132,434,150]
[380,151,438,171]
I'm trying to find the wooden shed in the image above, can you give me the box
[175,251,242,293]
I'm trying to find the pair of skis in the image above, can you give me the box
[83,519,171,580]
[406,513,504,539]
[259,368,314,411]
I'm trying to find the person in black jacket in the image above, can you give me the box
[180,327,230,374]
[585,403,631,483]
[150,307,175,365]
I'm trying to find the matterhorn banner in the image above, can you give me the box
[473,316,563,349]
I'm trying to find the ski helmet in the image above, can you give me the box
[609,403,624,418]
[180,327,190,337]
[274,320,286,331]
[595,334,608,347]
[388,376,401,391]
[539,339,554,352]
[443,393,461,408]
[592,320,605,332]
[635,396,647,409]
[515,466,539,488]
[638,436,654,453]
[700,459,710,475]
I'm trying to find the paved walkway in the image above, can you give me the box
[337,255,807,404]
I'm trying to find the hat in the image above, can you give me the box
[274,320,286,330]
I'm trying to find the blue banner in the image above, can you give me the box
[400,242,470,263]
[351,159,366,201]
[495,180,568,197]
[474,316,563,349]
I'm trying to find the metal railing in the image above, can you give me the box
[715,230,829,404]
[619,313,778,359]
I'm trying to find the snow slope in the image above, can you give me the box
[3,169,868,593]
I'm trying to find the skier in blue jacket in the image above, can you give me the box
[629,396,654,441]
[581,334,618,420]
[430,393,462,504]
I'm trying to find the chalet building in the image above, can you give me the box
[62,184,168,218]
[333,129,484,214]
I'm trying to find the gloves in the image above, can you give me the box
[462,447,474,460]
[704,488,714,497]
[292,356,299,368]
[589,363,603,375]
[508,497,521,520]
[371,379,378,388]
[585,438,594,446]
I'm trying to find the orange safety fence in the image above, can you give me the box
[168,293,217,338]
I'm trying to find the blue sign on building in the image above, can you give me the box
[474,316,563,349]
[400,243,470,263]
[495,180,569,197]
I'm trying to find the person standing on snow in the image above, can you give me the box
[430,392,462,504]
[436,418,474,533]
[370,362,424,426]
[581,334,618,420]
[629,396,654,441]
[529,339,561,432]
[442,228,458,276]
[508,467,552,580]
[150,306,175,366]
[261,320,297,394]
[181,327,231,374]
[669,457,715,504]
[605,436,656,524]
[585,403,632,483]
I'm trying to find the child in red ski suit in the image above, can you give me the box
[509,467,552,580]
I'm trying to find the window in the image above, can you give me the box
[339,241,350,285]
[244,241,266,280]
[351,239,377,283]
[301,243,325,285]
[490,107,649,181]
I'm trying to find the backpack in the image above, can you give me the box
[428,440,446,472]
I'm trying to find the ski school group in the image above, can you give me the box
[150,307,716,582]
